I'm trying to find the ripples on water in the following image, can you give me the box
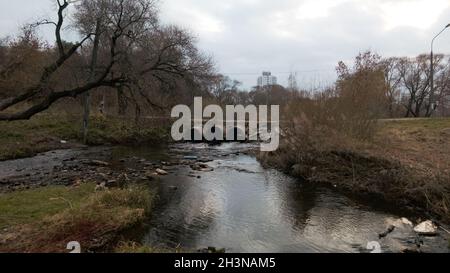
[3,143,446,253]
[0,143,448,252]
[133,143,448,253]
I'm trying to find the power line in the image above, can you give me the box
[221,69,336,76]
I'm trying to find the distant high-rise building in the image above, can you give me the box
[257,72,277,87]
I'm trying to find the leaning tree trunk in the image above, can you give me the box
[82,20,101,144]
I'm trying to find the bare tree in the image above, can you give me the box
[0,0,127,121]
[335,51,387,137]
[434,58,450,116]
[397,54,445,117]
[0,28,49,100]
[0,0,214,123]
[209,74,241,104]
[381,57,402,118]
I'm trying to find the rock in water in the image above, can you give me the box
[387,217,414,229]
[156,168,168,175]
[198,247,226,253]
[89,160,110,167]
[402,247,420,253]
[191,163,214,172]
[95,182,107,192]
[414,221,438,236]
[379,225,396,239]
[401,218,414,227]
[145,172,159,181]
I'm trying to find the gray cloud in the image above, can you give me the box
[1,0,449,89]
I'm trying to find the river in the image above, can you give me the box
[112,143,450,253]
[0,143,449,253]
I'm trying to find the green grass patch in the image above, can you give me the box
[0,183,156,253]
[0,183,96,230]
[0,114,169,161]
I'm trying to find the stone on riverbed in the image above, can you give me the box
[106,180,118,187]
[145,172,160,181]
[95,182,107,191]
[88,160,110,167]
[198,247,226,253]
[191,163,214,172]
[380,217,415,240]
[156,168,169,175]
[387,217,414,229]
[197,158,213,163]
[379,225,396,239]
[400,218,414,227]
[402,247,421,253]
[414,221,438,236]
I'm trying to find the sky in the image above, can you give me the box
[1,0,450,89]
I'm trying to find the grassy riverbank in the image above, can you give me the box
[0,183,156,253]
[0,114,169,161]
[259,118,450,224]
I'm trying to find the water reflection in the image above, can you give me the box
[120,143,448,253]
[1,143,447,252]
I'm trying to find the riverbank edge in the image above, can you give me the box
[257,149,450,226]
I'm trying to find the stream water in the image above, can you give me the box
[112,143,450,253]
[1,143,449,253]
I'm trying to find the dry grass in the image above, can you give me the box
[370,118,450,220]
[114,241,159,253]
[113,241,185,253]
[373,118,450,174]
[259,117,450,223]
[0,184,156,253]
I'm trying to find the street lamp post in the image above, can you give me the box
[429,24,450,116]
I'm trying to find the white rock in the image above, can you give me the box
[156,168,168,175]
[414,220,438,235]
[401,218,414,227]
[90,160,110,167]
[95,182,107,192]
[386,217,413,230]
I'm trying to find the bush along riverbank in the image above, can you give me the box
[0,182,156,253]
[258,118,450,226]
[0,114,169,161]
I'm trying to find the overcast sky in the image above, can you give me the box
[1,0,450,89]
